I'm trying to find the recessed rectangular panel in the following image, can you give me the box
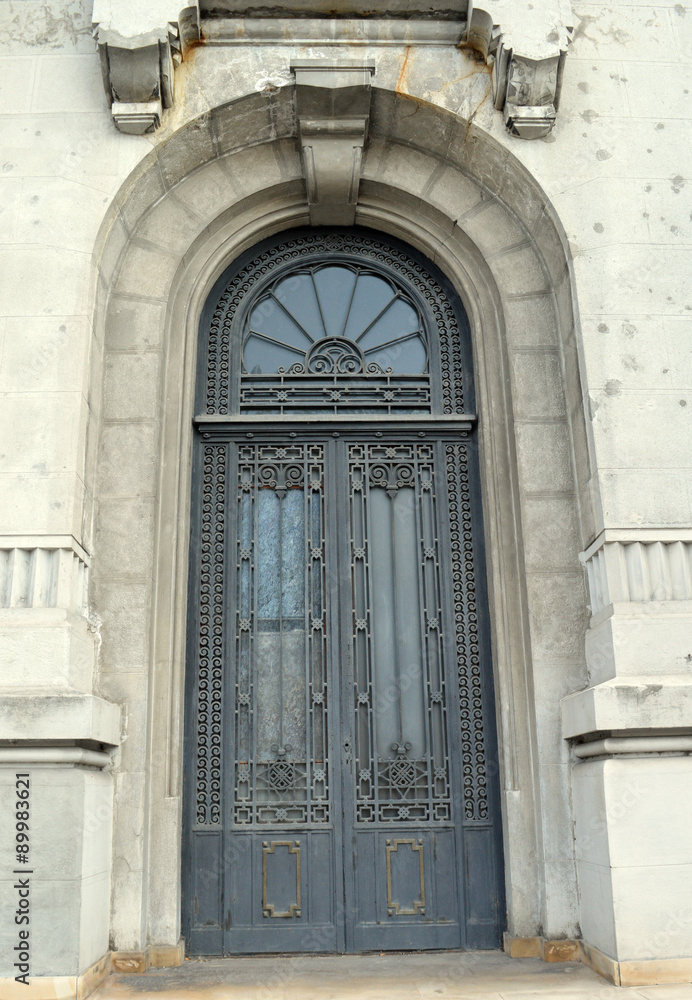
[309,831,334,927]
[187,831,224,955]
[386,839,425,916]
[262,840,301,918]
[193,831,223,927]
[226,831,338,953]
[463,826,504,948]
[351,829,461,951]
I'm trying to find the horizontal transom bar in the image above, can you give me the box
[194,414,477,438]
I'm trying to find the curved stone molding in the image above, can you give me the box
[0,746,112,768]
[581,531,692,615]
[0,537,89,615]
[466,0,573,139]
[574,734,692,759]
[92,0,201,133]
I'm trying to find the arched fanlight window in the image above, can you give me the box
[201,229,472,416]
[242,264,428,377]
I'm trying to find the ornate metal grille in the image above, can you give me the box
[232,443,329,827]
[195,444,226,826]
[349,441,451,825]
[202,230,468,417]
[446,442,488,821]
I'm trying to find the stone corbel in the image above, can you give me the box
[92,0,200,134]
[292,62,375,226]
[466,0,573,139]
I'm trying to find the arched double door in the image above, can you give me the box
[183,228,504,955]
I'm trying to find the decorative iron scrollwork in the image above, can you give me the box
[257,462,304,498]
[369,461,415,497]
[446,443,488,821]
[306,337,364,375]
[195,445,225,826]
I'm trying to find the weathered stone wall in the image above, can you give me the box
[0,0,690,990]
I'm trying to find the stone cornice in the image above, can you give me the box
[92,1,572,139]
[0,693,121,747]
[562,678,692,741]
[92,0,200,133]
[0,746,112,768]
[466,0,573,139]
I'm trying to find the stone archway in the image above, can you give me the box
[89,87,590,961]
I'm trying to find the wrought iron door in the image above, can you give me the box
[183,229,504,955]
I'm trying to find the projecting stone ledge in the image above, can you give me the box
[466,0,573,139]
[561,677,692,742]
[92,0,201,134]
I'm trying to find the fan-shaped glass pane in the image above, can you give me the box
[343,274,397,343]
[273,273,323,341]
[242,263,427,376]
[358,298,421,352]
[244,335,303,375]
[249,302,311,353]
[365,337,428,375]
[313,267,358,338]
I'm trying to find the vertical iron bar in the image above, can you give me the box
[278,485,284,749]
[390,470,405,748]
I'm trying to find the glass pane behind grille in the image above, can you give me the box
[233,444,329,826]
[350,442,451,825]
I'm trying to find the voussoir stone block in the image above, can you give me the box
[171,158,240,224]
[114,242,181,300]
[133,193,205,255]
[96,423,159,497]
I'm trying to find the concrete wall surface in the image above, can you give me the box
[0,0,690,990]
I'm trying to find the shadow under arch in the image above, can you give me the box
[89,86,591,955]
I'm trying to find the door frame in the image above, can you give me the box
[184,410,503,951]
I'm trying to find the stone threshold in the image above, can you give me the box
[6,938,692,996]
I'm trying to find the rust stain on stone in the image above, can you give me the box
[396,46,413,94]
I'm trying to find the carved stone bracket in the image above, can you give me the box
[92,0,200,134]
[466,0,573,139]
[292,62,375,225]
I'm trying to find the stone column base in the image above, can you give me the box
[580,940,692,987]
[110,939,185,974]
[0,951,110,1000]
[503,932,580,962]
[504,933,692,986]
